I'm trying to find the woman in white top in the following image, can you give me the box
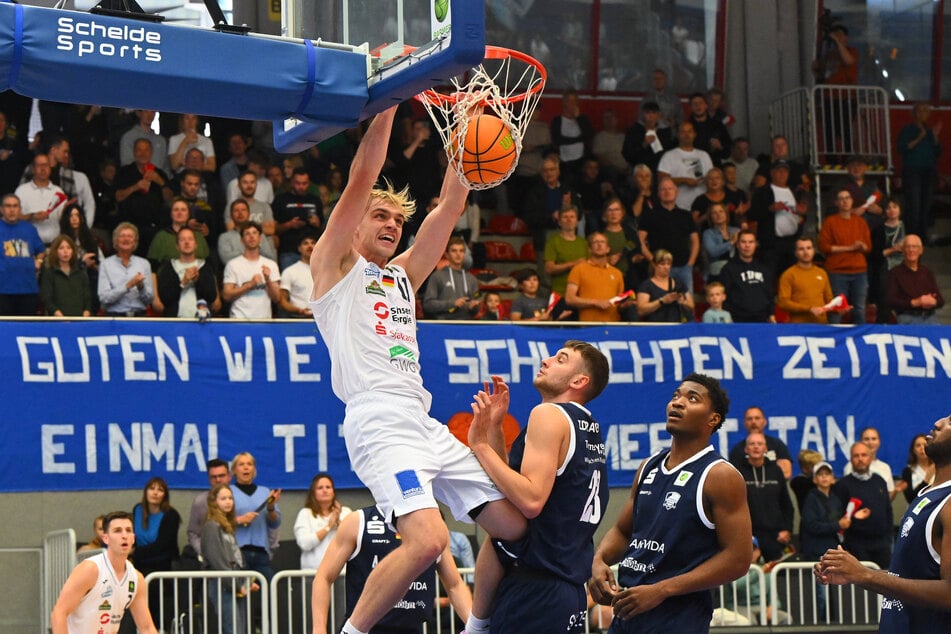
[901,433,935,503]
[294,473,352,570]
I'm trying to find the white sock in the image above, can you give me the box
[465,615,491,633]
[341,620,368,634]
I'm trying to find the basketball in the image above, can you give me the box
[452,114,517,185]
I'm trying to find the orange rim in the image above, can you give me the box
[418,45,547,107]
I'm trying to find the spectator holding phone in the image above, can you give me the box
[636,248,694,322]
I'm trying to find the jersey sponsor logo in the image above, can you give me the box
[578,419,600,433]
[98,600,111,611]
[395,469,425,499]
[366,519,387,535]
[642,467,658,485]
[912,497,931,516]
[373,302,390,319]
[389,345,420,373]
[364,263,382,278]
[674,470,693,486]
[629,538,665,553]
[619,557,656,574]
[407,580,429,590]
[389,306,413,325]
[100,612,111,625]
[101,585,113,598]
[900,517,914,539]
[881,596,904,612]
[663,491,681,510]
[365,280,386,296]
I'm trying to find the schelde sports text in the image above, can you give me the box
[56,16,162,62]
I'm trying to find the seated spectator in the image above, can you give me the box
[870,198,906,324]
[225,150,275,208]
[146,197,211,269]
[639,69,682,132]
[273,168,323,271]
[509,268,554,321]
[219,199,277,266]
[720,230,775,323]
[720,162,750,221]
[592,108,628,184]
[115,138,172,254]
[168,113,216,173]
[748,160,808,283]
[225,170,276,240]
[40,234,92,316]
[0,193,45,316]
[726,136,758,194]
[476,291,503,320]
[98,222,153,317]
[601,197,646,291]
[901,434,934,503]
[221,222,281,319]
[173,158,223,245]
[622,102,673,176]
[701,203,738,281]
[565,232,629,322]
[77,515,106,553]
[691,167,744,228]
[25,135,96,229]
[776,237,833,323]
[544,205,589,297]
[701,281,732,323]
[278,234,317,318]
[884,234,944,325]
[153,227,220,318]
[15,152,68,246]
[636,248,693,322]
[119,109,169,173]
[575,157,615,233]
[522,155,571,257]
[423,236,481,319]
[219,132,251,192]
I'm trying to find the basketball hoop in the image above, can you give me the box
[416,45,547,190]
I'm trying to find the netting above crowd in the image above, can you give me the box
[0,85,944,324]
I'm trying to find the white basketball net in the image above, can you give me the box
[417,49,546,190]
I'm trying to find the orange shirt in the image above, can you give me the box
[567,260,625,321]
[818,213,871,274]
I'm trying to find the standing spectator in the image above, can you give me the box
[791,450,823,517]
[833,442,893,570]
[813,24,858,161]
[278,234,317,318]
[550,89,593,182]
[543,205,589,299]
[200,484,250,634]
[637,177,699,295]
[130,477,181,631]
[40,235,91,317]
[0,109,23,196]
[0,193,44,315]
[701,202,739,282]
[687,92,731,165]
[423,236,482,319]
[870,198,906,323]
[727,137,759,194]
[701,281,732,323]
[658,122,714,211]
[752,135,810,194]
[119,110,169,173]
[845,426,906,500]
[219,132,251,192]
[187,458,231,558]
[273,168,323,271]
[691,167,745,229]
[720,230,776,323]
[897,102,942,240]
[629,163,660,224]
[638,68,683,131]
[592,108,628,183]
[843,155,885,231]
[294,473,352,571]
[15,153,68,245]
[885,234,945,324]
[177,167,221,249]
[574,157,614,233]
[77,515,107,553]
[225,169,276,251]
[115,138,172,254]
[799,461,846,616]
[224,150,275,208]
[737,432,794,562]
[748,160,808,281]
[622,102,673,176]
[90,157,119,238]
[636,248,693,323]
[728,407,793,479]
[602,196,646,291]
[218,199,277,266]
[901,433,935,503]
[98,223,153,317]
[153,226,220,318]
[565,232,628,322]
[22,136,96,229]
[777,236,833,324]
[818,187,871,324]
[507,109,551,213]
[146,197,211,268]
[168,114,216,173]
[59,203,104,313]
[522,155,571,256]
[221,222,281,319]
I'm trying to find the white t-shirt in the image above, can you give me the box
[658,147,714,210]
[223,254,280,319]
[558,117,584,163]
[14,181,66,244]
[168,132,215,172]
[280,260,314,309]
[225,177,274,207]
[770,185,800,237]
[293,505,353,570]
[67,553,138,634]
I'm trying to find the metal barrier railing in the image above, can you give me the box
[43,528,77,634]
[145,570,269,634]
[770,561,881,627]
[711,563,768,626]
[0,547,44,634]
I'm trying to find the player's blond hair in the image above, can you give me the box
[368,178,416,220]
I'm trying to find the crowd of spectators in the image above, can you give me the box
[0,87,945,323]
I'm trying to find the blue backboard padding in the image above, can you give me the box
[0,3,368,126]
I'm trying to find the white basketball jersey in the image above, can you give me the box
[68,553,138,634]
[311,256,432,410]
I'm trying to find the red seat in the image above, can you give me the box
[486,214,530,236]
[483,240,520,261]
[519,242,536,262]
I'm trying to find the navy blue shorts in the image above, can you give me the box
[490,569,587,634]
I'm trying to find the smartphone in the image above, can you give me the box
[254,494,276,513]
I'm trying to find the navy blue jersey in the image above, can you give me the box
[611,446,728,633]
[879,481,951,634]
[508,401,609,585]
[344,506,437,634]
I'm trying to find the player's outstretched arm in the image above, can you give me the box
[129,571,159,634]
[818,499,951,610]
[312,511,361,634]
[51,560,98,634]
[311,107,398,297]
[588,466,640,607]
[467,376,511,463]
[436,543,472,623]
[611,462,750,620]
[394,164,470,289]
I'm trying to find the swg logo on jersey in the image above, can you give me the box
[57,17,162,62]
[395,469,425,499]
[389,345,419,372]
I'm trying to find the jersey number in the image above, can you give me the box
[396,276,411,303]
[580,470,602,524]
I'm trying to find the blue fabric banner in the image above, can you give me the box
[2,320,949,492]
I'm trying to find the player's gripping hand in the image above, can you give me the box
[611,584,668,620]
[588,558,618,606]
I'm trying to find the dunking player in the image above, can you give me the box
[463,341,610,634]
[308,106,525,634]
[815,412,951,633]
[588,373,751,632]
[51,511,158,634]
